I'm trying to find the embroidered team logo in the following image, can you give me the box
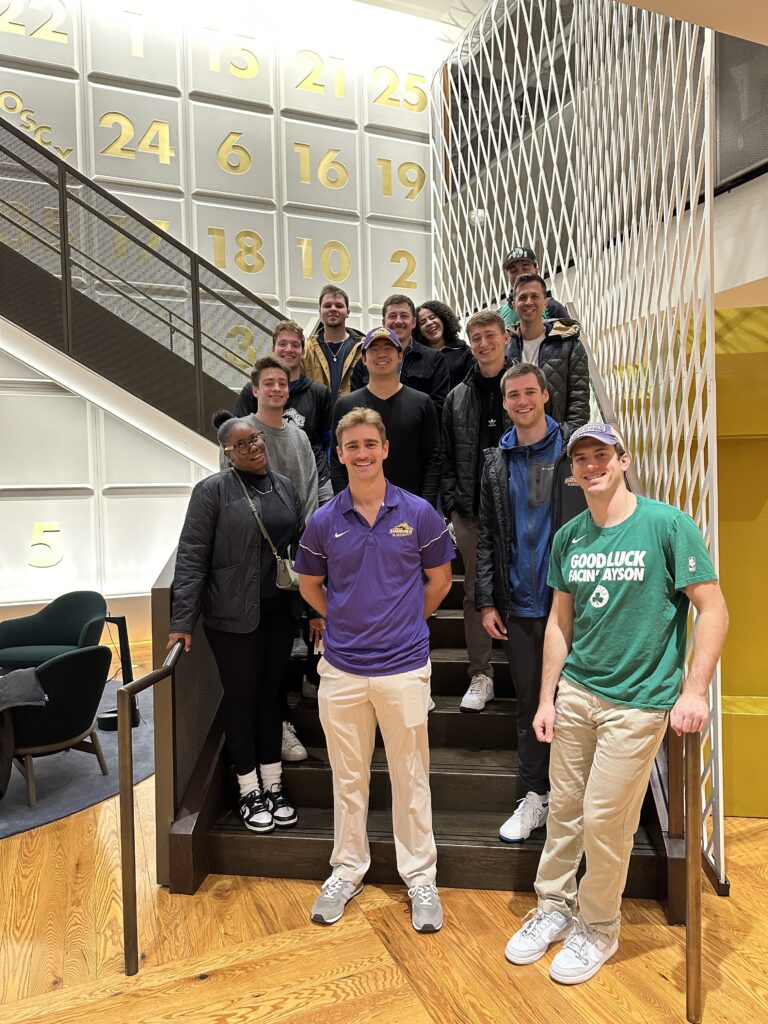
[688,556,697,572]
[389,521,414,537]
[589,585,610,609]
[564,475,579,487]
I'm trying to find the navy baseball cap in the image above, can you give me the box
[567,422,626,456]
[503,246,537,269]
[361,326,402,351]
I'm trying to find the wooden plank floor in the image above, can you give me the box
[0,780,765,1024]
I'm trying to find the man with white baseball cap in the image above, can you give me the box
[504,421,728,985]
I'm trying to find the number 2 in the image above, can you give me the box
[391,250,417,289]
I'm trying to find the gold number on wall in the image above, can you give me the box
[99,113,175,164]
[28,522,63,568]
[123,9,143,57]
[391,249,417,289]
[226,324,256,368]
[296,237,351,283]
[376,158,426,200]
[0,1,25,36]
[207,227,265,274]
[0,1,69,43]
[373,67,427,113]
[296,50,345,98]
[294,143,349,190]
[217,132,252,174]
[209,42,259,79]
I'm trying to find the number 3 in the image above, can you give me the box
[29,522,63,568]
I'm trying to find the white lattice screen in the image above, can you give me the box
[430,0,723,883]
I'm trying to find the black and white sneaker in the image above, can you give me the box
[239,790,274,833]
[263,783,298,827]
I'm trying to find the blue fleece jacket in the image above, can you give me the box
[499,415,563,617]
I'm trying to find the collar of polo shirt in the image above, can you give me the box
[339,480,400,516]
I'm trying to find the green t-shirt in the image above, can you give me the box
[547,496,717,709]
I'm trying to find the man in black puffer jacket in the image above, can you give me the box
[475,363,586,844]
[505,274,589,438]
[233,320,334,503]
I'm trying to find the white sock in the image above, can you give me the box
[237,769,260,798]
[260,761,282,790]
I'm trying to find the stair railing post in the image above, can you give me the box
[57,162,73,355]
[190,254,205,435]
[685,731,703,1023]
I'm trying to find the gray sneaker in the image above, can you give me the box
[310,874,363,925]
[408,883,443,932]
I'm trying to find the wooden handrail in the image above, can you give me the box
[117,639,185,976]
[686,732,703,1022]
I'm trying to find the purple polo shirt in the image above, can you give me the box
[295,482,454,676]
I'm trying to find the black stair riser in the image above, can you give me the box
[206,831,661,898]
[290,704,517,750]
[281,767,520,813]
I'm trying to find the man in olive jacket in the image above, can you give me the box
[475,362,586,844]
[505,274,589,438]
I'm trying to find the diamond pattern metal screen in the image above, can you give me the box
[431,0,723,883]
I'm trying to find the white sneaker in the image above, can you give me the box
[549,920,618,984]
[505,908,572,965]
[281,721,307,762]
[499,791,549,843]
[301,676,318,699]
[460,673,494,712]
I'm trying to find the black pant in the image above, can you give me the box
[204,593,296,776]
[503,615,550,799]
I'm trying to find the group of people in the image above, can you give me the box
[168,245,728,983]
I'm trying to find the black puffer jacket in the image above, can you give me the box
[170,469,303,634]
[439,341,476,391]
[505,319,589,436]
[475,438,587,618]
[350,338,450,413]
[440,361,513,518]
[232,375,333,486]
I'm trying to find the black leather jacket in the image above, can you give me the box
[350,338,450,413]
[170,468,303,634]
[475,440,587,617]
[505,319,590,437]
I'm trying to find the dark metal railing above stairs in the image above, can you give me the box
[0,115,283,439]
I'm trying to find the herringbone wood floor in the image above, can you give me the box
[0,776,765,1023]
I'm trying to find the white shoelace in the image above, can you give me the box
[322,875,346,899]
[511,794,546,831]
[466,677,489,696]
[563,925,605,964]
[408,883,438,906]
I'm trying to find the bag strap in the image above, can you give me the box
[231,469,281,561]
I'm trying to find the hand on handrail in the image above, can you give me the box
[167,632,192,653]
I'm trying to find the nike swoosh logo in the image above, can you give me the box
[334,530,350,538]
[571,534,587,545]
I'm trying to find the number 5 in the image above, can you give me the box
[29,522,63,568]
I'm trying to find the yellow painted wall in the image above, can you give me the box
[716,307,768,816]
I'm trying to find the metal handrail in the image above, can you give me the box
[117,638,184,976]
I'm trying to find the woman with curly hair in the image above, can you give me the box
[415,301,475,390]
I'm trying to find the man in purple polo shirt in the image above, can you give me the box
[296,407,454,933]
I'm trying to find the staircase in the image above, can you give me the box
[195,574,665,897]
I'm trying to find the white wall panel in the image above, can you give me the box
[101,412,197,485]
[0,393,90,484]
[188,29,274,108]
[0,0,78,70]
[280,46,358,123]
[90,85,182,189]
[101,492,190,594]
[0,495,97,602]
[284,214,361,305]
[0,67,78,163]
[86,8,180,88]
[190,102,275,203]
[193,200,279,301]
[281,119,359,216]
[366,223,429,308]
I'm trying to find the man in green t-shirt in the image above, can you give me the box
[504,422,728,985]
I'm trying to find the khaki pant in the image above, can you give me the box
[535,678,668,940]
[318,656,437,887]
[452,513,494,679]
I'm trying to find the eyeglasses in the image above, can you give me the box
[224,432,266,455]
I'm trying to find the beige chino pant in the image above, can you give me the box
[535,678,668,940]
[318,656,437,888]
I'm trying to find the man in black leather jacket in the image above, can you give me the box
[350,294,450,416]
[505,274,590,438]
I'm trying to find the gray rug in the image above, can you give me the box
[0,678,155,839]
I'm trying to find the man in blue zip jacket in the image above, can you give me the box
[475,362,586,842]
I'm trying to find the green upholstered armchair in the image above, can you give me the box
[12,645,112,806]
[0,591,107,671]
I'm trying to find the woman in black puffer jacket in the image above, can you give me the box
[168,413,318,835]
